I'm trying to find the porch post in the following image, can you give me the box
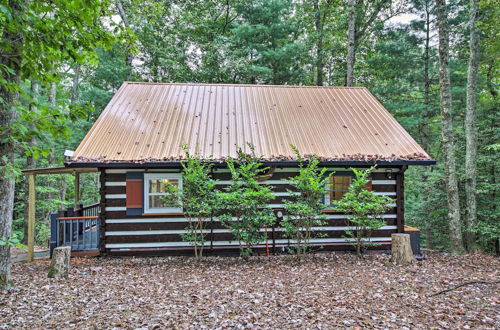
[27,174,36,262]
[74,172,80,208]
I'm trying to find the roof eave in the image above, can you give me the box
[66,159,436,168]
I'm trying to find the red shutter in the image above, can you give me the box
[126,172,143,215]
[365,179,372,191]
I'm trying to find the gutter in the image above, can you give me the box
[65,159,436,169]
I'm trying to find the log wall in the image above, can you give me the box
[99,166,404,256]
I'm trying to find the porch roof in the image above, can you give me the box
[21,166,98,175]
[22,165,99,262]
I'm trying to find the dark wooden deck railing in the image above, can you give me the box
[50,203,101,256]
[79,203,100,217]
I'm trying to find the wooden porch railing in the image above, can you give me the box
[50,203,101,256]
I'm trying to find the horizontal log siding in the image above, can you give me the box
[102,167,401,255]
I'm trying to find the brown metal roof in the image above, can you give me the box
[71,82,432,164]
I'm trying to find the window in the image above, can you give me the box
[324,175,352,205]
[144,173,182,213]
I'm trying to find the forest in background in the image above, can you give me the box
[2,0,498,254]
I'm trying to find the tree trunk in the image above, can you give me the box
[22,81,39,244]
[390,234,415,265]
[314,0,324,86]
[44,83,58,222]
[435,0,464,253]
[59,176,67,210]
[421,0,432,153]
[48,82,56,105]
[0,1,25,290]
[44,151,56,223]
[420,1,433,228]
[346,0,356,86]
[48,246,71,278]
[116,0,133,69]
[0,100,17,289]
[464,0,480,251]
[70,65,80,104]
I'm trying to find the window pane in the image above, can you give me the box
[330,176,352,201]
[149,179,178,193]
[149,195,168,209]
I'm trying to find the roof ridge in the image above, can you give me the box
[123,81,367,89]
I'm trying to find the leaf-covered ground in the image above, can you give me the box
[1,252,498,329]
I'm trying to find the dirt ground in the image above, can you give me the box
[10,246,49,263]
[1,252,498,329]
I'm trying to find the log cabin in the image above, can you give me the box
[26,82,435,257]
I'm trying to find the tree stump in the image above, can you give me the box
[390,234,415,265]
[48,246,71,278]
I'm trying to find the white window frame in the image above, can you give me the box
[144,173,183,214]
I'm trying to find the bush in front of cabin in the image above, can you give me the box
[163,148,217,261]
[215,145,275,259]
[332,167,394,258]
[282,146,332,259]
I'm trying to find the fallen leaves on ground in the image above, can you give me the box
[1,251,498,329]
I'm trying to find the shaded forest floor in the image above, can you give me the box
[1,252,498,329]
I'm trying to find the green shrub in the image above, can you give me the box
[282,146,332,258]
[332,166,393,257]
[163,149,216,260]
[215,145,275,258]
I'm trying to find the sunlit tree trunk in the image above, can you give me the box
[422,0,432,153]
[421,0,433,248]
[346,0,356,86]
[435,0,464,253]
[48,82,56,105]
[465,0,480,251]
[313,0,333,86]
[45,82,57,221]
[0,0,25,290]
[22,81,39,244]
[116,0,133,70]
[70,65,80,104]
[485,61,498,253]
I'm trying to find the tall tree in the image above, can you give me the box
[312,0,335,85]
[345,0,393,86]
[346,0,356,86]
[421,0,434,152]
[464,0,480,250]
[115,0,134,75]
[22,81,39,244]
[231,0,304,84]
[435,0,464,253]
[70,65,81,104]
[0,0,117,290]
[0,0,24,289]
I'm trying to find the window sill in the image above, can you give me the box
[142,212,184,216]
[321,209,341,214]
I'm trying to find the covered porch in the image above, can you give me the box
[22,166,100,261]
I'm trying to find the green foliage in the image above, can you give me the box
[332,167,393,257]
[0,0,122,157]
[163,148,217,260]
[282,146,332,258]
[405,166,450,250]
[0,236,26,249]
[230,0,305,84]
[216,145,275,258]
[3,0,498,255]
[1,0,125,251]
